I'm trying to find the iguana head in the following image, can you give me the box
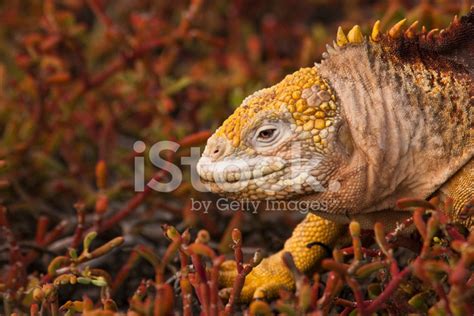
[196,67,349,200]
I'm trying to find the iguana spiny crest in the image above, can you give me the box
[197,10,473,225]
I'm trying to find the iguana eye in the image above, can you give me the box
[252,121,290,150]
[254,124,281,145]
[258,128,276,140]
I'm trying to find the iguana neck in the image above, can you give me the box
[317,41,473,213]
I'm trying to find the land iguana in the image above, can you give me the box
[197,9,473,301]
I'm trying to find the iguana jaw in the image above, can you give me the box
[197,135,334,200]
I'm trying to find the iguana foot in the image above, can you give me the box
[219,214,344,302]
[219,250,294,302]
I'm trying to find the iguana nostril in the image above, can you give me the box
[211,145,222,159]
[204,137,228,160]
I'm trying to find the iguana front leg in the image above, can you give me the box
[219,214,344,302]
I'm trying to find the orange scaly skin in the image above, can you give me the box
[215,67,338,150]
[197,9,473,301]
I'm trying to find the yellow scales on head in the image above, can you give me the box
[215,67,338,150]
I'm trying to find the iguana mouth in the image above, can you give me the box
[197,156,325,199]
[197,157,287,184]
